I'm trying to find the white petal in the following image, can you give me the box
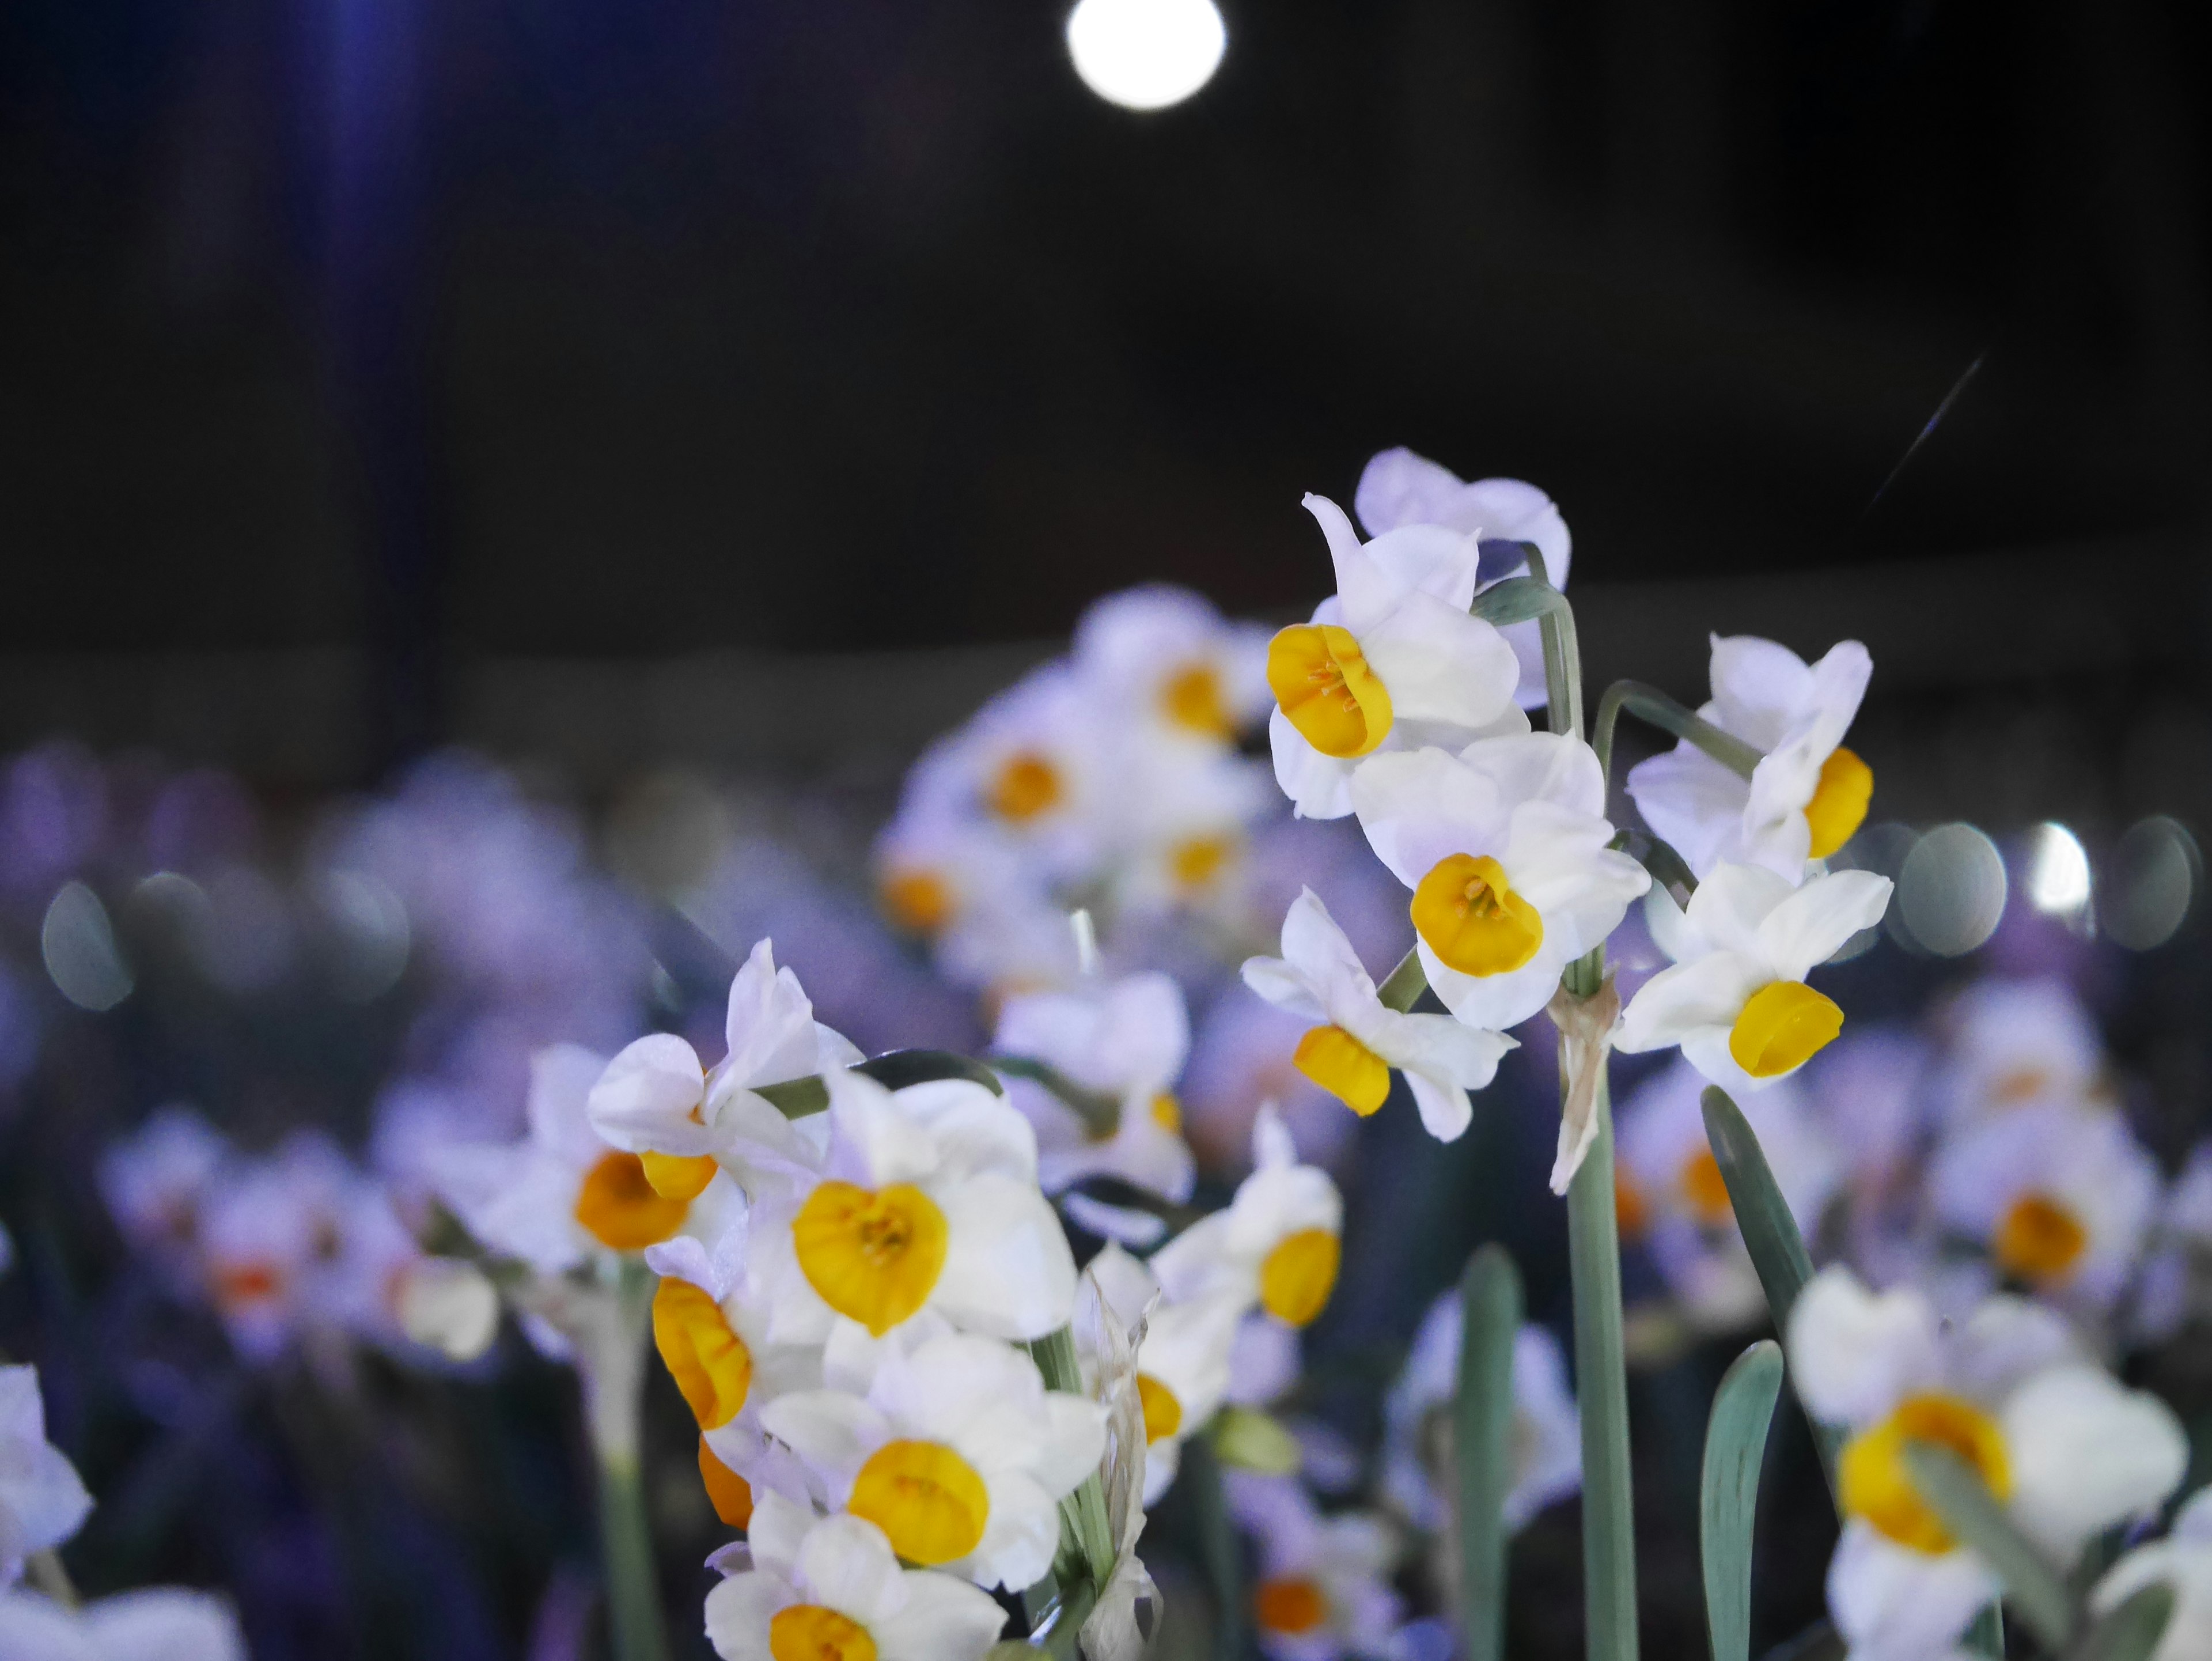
[757,1392,885,1494]
[1278,888,1377,1011]
[1707,635,1816,751]
[79,1588,246,1661]
[875,1570,1014,1661]
[1626,745,1752,880]
[1402,1068,1473,1142]
[932,1176,1077,1340]
[586,1035,710,1155]
[0,1594,101,1661]
[1239,954,1326,1021]
[722,941,825,1088]
[967,1469,1063,1591]
[824,1070,940,1187]
[1359,597,1520,730]
[702,1573,788,1661]
[1825,1522,1995,1660]
[2002,1366,2188,1562]
[746,1489,818,1580]
[1267,709,1358,821]
[1616,954,1764,1053]
[1755,872,1892,981]
[1353,447,1472,535]
[794,1514,910,1628]
[528,1043,621,1166]
[1348,749,1507,890]
[1785,1269,1939,1426]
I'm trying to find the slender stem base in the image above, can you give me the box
[581,1263,670,1661]
[1564,1064,1638,1661]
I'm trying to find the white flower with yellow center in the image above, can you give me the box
[1933,976,2110,1127]
[1267,494,1524,820]
[437,1044,743,1276]
[2091,1488,2212,1661]
[1241,886,1514,1142]
[993,971,1197,1211]
[1381,1291,1580,1535]
[1078,1244,1243,1504]
[0,1587,246,1661]
[1616,863,1892,1097]
[760,1332,1106,1592]
[1615,1057,1840,1332]
[1353,446,1573,711]
[0,1367,91,1590]
[702,1491,1009,1661]
[97,1105,226,1277]
[942,665,1111,877]
[755,1069,1077,1350]
[1786,1267,2187,1661]
[1227,1471,1404,1661]
[1150,1108,1343,1331]
[1348,733,1651,1032]
[1626,635,1875,883]
[1073,584,1270,748]
[1107,747,1275,922]
[588,940,862,1184]
[1929,1102,2160,1312]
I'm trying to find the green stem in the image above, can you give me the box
[1592,681,1761,785]
[1377,947,1429,1013]
[1455,1247,1522,1661]
[1183,1434,1246,1661]
[1024,1329,1118,1589]
[1565,1062,1638,1661]
[585,1265,670,1661]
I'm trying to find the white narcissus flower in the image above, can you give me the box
[703,1492,1008,1661]
[1078,1246,1244,1505]
[2091,1487,2212,1661]
[393,1258,501,1363]
[1353,447,1572,711]
[1241,886,1513,1142]
[1616,863,1892,1097]
[754,1070,1077,1350]
[1381,1291,1580,1535]
[1786,1267,2188,1661]
[588,939,862,1181]
[1267,494,1524,820]
[931,665,1113,879]
[760,1333,1106,1592]
[1227,1471,1404,1661]
[1349,733,1650,1032]
[1073,584,1271,747]
[1150,1108,1343,1332]
[1928,1102,2161,1312]
[97,1105,226,1271]
[0,1587,247,1661]
[1933,977,2111,1127]
[1626,635,1874,883]
[993,972,1196,1206]
[0,1368,91,1591]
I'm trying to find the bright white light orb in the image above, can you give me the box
[2024,822,2092,915]
[1065,0,1227,112]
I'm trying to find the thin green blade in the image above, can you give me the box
[1455,1244,1523,1661]
[756,1049,1007,1120]
[2069,1583,2176,1661]
[1702,1340,1784,1661]
[1901,1440,2080,1651]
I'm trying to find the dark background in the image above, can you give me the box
[3,0,2208,781]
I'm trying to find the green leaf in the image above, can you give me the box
[1025,1327,1117,1590]
[1471,576,1570,627]
[988,1054,1119,1136]
[1700,1087,1846,1498]
[1701,1341,1783,1661]
[1182,1433,1245,1661]
[2068,1583,2176,1661]
[1759,1622,1843,1661]
[1211,1406,1301,1476]
[1901,1440,2080,1651]
[1962,1605,2005,1658]
[1455,1246,1522,1661]
[755,1050,1006,1120]
[1376,948,1429,1014]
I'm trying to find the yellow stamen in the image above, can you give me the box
[1149,1093,1183,1133]
[1170,834,1234,890]
[847,1439,990,1566]
[653,1278,753,1429]
[1259,1228,1340,1327]
[574,1151,690,1251]
[1137,1374,1183,1444]
[1728,981,1843,1078]
[791,1181,949,1337]
[1681,1148,1734,1227]
[988,751,1063,822]
[1411,853,1544,977]
[1162,662,1232,737]
[1805,746,1873,860]
[768,1605,876,1661]
[1252,1576,1329,1636]
[1839,1393,2011,1554]
[1293,1024,1391,1117]
[641,1151,719,1202]
[1267,623,1393,759]
[1994,1192,2088,1284]
[880,868,954,934]
[698,1436,754,1528]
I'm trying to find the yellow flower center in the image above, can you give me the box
[574,1151,691,1251]
[1411,853,1544,977]
[1293,1024,1392,1117]
[1805,746,1873,860]
[1252,1576,1329,1635]
[1839,1393,2012,1554]
[988,751,1063,823]
[1259,1227,1340,1327]
[698,1436,755,1528]
[1990,1066,2050,1107]
[1161,661,1232,737]
[1170,834,1235,890]
[847,1439,990,1566]
[1728,981,1844,1078]
[641,1151,719,1202]
[879,868,954,935]
[792,1182,949,1337]
[1994,1191,2088,1284]
[653,1278,753,1429]
[1137,1373,1183,1444]
[1681,1147,1734,1227]
[768,1605,877,1661]
[1267,623,1393,759]
[1149,1093,1184,1133]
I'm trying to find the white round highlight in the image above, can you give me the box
[2022,821,2092,915]
[1065,0,1227,111]
[1896,823,2008,957]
